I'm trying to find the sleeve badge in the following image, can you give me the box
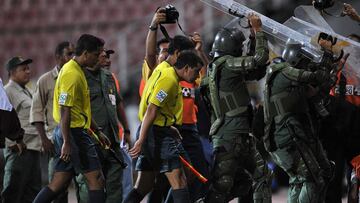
[59,93,68,105]
[156,90,168,103]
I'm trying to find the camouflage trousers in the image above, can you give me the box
[270,117,334,203]
[205,116,272,203]
[207,135,272,202]
[252,142,272,203]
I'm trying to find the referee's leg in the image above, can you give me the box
[165,168,190,203]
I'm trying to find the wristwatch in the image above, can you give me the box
[149,24,158,31]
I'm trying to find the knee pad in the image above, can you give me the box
[215,159,233,173]
[213,175,234,193]
[212,154,237,192]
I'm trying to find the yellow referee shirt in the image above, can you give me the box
[139,61,182,127]
[53,59,91,129]
[141,59,152,83]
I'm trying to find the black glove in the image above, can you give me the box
[314,70,338,91]
[313,70,330,83]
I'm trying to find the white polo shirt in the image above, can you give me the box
[0,78,13,111]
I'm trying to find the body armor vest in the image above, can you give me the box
[264,62,309,124]
[207,55,252,135]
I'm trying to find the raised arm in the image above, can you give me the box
[225,14,269,74]
[191,32,209,76]
[145,8,166,71]
[281,65,330,85]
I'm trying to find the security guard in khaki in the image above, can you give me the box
[77,50,125,203]
[3,57,40,203]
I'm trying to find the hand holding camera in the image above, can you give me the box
[150,5,180,34]
[160,5,179,24]
[149,8,167,30]
[151,4,187,41]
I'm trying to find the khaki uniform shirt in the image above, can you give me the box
[5,80,41,151]
[30,67,58,139]
[84,68,122,144]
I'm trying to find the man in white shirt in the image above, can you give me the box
[0,77,25,149]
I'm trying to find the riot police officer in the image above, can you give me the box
[263,40,334,203]
[201,13,270,203]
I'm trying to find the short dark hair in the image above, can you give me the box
[174,50,203,69]
[156,38,170,54]
[349,34,360,43]
[75,34,105,56]
[168,35,195,55]
[55,41,71,56]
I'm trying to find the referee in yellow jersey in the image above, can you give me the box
[34,34,108,203]
[124,48,203,203]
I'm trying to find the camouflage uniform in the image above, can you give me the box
[201,28,270,203]
[263,60,334,203]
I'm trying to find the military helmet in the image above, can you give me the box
[210,27,246,58]
[281,39,304,66]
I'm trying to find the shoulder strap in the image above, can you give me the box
[264,62,289,121]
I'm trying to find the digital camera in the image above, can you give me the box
[161,4,179,24]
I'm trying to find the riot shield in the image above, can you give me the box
[294,5,334,32]
[201,0,360,92]
[200,0,324,62]
[284,11,360,85]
